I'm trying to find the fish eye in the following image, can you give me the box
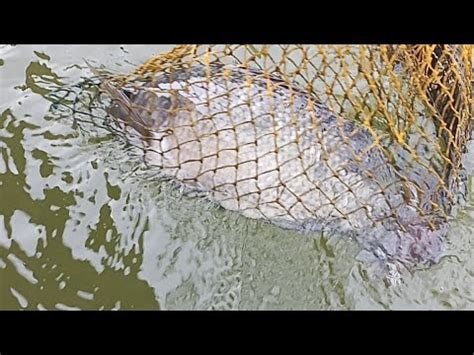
[157,96,172,110]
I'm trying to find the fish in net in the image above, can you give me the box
[49,45,473,279]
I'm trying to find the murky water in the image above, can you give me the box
[1,45,474,310]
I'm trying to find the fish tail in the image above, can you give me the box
[100,80,152,138]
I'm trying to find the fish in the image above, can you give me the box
[99,62,449,275]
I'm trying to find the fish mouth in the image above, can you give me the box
[403,222,447,266]
[366,219,447,270]
[355,219,448,285]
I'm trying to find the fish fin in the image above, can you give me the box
[83,58,104,77]
[101,80,151,138]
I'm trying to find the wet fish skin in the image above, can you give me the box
[104,63,447,269]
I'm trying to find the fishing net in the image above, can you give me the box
[50,45,473,267]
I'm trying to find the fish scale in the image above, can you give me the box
[102,62,447,270]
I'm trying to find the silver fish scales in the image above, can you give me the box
[102,63,447,270]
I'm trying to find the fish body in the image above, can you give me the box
[103,63,447,269]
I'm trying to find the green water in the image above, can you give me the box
[1,45,474,310]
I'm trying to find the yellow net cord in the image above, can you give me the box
[100,45,472,242]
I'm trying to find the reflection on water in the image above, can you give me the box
[1,45,474,310]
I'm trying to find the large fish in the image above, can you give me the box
[99,62,448,274]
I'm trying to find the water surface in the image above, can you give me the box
[1,45,474,310]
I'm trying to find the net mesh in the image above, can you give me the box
[52,45,473,267]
